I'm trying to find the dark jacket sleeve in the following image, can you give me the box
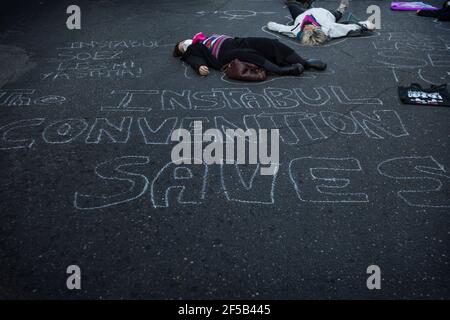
[180,43,222,74]
[183,55,208,74]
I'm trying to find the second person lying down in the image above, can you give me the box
[173,32,327,77]
[267,0,376,46]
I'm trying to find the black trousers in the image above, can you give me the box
[288,2,342,22]
[219,37,307,68]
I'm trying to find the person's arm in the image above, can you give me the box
[324,22,362,38]
[183,54,208,75]
[181,44,209,75]
[267,22,296,37]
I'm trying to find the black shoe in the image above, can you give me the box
[305,59,327,71]
[282,63,304,76]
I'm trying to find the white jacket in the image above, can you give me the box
[268,8,363,39]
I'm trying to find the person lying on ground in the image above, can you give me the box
[417,0,450,21]
[173,32,327,77]
[267,0,376,46]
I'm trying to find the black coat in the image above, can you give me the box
[180,37,300,73]
[180,43,223,74]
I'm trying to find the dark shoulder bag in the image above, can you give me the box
[222,59,267,82]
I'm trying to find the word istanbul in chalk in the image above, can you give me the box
[101,86,384,112]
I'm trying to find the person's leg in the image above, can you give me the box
[334,0,349,22]
[221,48,304,76]
[294,0,314,9]
[284,51,327,71]
[241,37,307,65]
[275,41,326,71]
[287,1,307,20]
[284,52,307,66]
[330,10,343,22]
[337,0,349,14]
[240,37,327,71]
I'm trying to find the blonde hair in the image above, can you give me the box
[300,28,328,46]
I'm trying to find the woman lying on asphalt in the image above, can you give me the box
[173,32,327,77]
[267,0,376,46]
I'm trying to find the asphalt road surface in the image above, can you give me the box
[0,0,449,299]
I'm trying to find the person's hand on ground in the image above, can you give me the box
[360,20,376,31]
[198,65,209,76]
